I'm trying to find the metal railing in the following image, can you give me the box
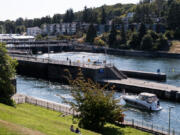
[12,94,79,116]
[123,118,180,135]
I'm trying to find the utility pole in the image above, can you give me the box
[168,106,175,135]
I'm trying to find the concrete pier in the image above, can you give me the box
[12,55,180,102]
[98,78,180,101]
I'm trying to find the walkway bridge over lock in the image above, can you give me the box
[11,54,180,102]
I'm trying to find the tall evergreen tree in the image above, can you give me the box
[138,23,147,43]
[120,23,126,44]
[109,23,117,48]
[82,6,89,23]
[63,9,74,23]
[86,24,97,43]
[101,6,107,24]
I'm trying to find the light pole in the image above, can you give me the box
[168,106,175,135]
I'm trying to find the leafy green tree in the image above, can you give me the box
[63,69,124,132]
[167,0,180,30]
[155,34,169,50]
[86,24,97,43]
[0,43,17,105]
[52,14,62,23]
[108,23,117,48]
[138,23,147,43]
[120,23,126,45]
[148,30,159,41]
[141,34,153,50]
[101,6,107,24]
[128,32,139,49]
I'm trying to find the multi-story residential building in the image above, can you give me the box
[27,27,42,36]
[42,22,78,35]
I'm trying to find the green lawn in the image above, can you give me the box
[0,103,151,135]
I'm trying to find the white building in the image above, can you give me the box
[42,22,78,35]
[27,27,42,36]
[0,34,35,42]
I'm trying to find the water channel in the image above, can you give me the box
[17,52,180,131]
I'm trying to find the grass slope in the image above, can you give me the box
[0,103,151,135]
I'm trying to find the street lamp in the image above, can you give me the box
[168,106,175,135]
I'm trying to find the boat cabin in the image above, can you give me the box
[138,93,158,103]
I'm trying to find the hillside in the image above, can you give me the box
[0,103,151,135]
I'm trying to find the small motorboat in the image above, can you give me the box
[121,92,162,111]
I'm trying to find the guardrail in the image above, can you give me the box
[10,54,111,69]
[123,118,180,135]
[12,94,79,116]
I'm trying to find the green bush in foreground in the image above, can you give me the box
[63,69,124,132]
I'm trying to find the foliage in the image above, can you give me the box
[164,30,174,40]
[120,23,126,44]
[0,43,17,106]
[101,6,107,24]
[108,23,117,48]
[63,9,74,23]
[94,37,107,46]
[86,24,97,43]
[63,69,124,132]
[128,32,139,49]
[147,30,159,42]
[155,34,169,50]
[167,0,180,30]
[174,28,180,39]
[140,34,153,50]
[138,23,147,42]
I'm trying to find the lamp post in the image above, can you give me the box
[168,106,175,135]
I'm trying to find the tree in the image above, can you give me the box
[140,34,153,50]
[86,24,97,43]
[63,9,74,23]
[101,6,107,24]
[120,23,126,45]
[0,43,17,105]
[52,14,62,23]
[138,23,147,43]
[155,34,169,50]
[167,0,180,30]
[82,6,89,23]
[128,32,139,49]
[108,23,117,48]
[63,69,124,132]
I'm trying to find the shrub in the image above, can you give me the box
[164,30,174,40]
[128,32,139,49]
[94,37,107,46]
[63,69,124,132]
[140,34,153,50]
[155,34,169,50]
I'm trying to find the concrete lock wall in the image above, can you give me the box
[17,60,98,83]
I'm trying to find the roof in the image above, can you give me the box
[0,34,34,40]
[139,92,156,97]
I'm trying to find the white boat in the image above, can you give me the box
[121,92,162,111]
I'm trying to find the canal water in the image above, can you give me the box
[17,52,180,130]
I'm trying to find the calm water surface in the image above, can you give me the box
[17,52,180,130]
